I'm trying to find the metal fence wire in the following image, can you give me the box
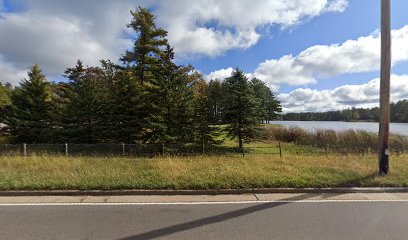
[0,143,283,157]
[0,144,22,155]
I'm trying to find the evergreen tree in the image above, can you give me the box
[4,65,55,143]
[145,45,195,143]
[121,7,168,84]
[0,82,12,108]
[250,78,281,123]
[120,7,174,143]
[207,79,223,124]
[0,83,13,142]
[0,83,13,126]
[0,6,292,145]
[106,63,144,143]
[222,68,261,149]
[192,77,216,146]
[60,60,108,143]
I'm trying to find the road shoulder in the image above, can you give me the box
[1,192,408,205]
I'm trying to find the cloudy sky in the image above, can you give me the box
[1,0,408,112]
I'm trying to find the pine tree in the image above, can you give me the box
[120,7,172,143]
[250,78,281,123]
[121,7,168,84]
[207,79,223,124]
[4,65,55,143]
[192,77,216,147]
[222,68,261,149]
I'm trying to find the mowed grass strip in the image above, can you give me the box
[1,153,408,190]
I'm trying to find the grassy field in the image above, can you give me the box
[1,124,407,190]
[1,149,408,190]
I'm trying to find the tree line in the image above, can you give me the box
[0,7,281,148]
[281,100,408,123]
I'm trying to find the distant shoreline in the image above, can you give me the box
[271,120,408,123]
[268,120,408,136]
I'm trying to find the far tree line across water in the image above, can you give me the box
[281,100,408,123]
[0,7,281,148]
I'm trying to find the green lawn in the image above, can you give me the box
[1,149,407,190]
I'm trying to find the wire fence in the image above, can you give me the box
[0,143,283,157]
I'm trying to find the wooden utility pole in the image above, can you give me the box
[378,0,391,175]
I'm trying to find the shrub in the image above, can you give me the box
[263,126,408,154]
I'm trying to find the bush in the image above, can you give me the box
[390,135,408,154]
[263,126,408,154]
[264,126,307,143]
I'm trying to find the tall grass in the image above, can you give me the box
[2,154,408,190]
[263,126,408,154]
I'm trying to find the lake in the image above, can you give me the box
[268,121,408,136]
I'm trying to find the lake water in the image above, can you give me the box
[269,121,408,136]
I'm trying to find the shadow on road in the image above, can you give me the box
[117,172,381,240]
[117,193,334,240]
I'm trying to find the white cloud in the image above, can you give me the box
[205,68,234,81]
[252,25,408,88]
[0,0,135,84]
[279,75,408,112]
[0,12,127,72]
[153,0,348,58]
[254,55,318,86]
[0,54,27,85]
[0,0,348,85]
[325,0,348,12]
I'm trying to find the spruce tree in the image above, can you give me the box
[223,68,261,149]
[4,65,55,143]
[146,45,195,143]
[60,60,108,143]
[250,78,282,123]
[107,64,144,143]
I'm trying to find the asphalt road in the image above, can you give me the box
[1,200,408,240]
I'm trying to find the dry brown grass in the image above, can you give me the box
[1,152,407,190]
[262,125,408,154]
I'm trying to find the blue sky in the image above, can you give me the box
[192,1,382,73]
[189,0,408,92]
[1,0,408,112]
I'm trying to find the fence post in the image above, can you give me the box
[279,142,282,158]
[202,139,205,154]
[65,143,68,156]
[23,143,27,156]
[122,143,125,156]
[161,143,165,156]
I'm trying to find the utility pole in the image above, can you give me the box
[378,0,391,175]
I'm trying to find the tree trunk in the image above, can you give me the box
[238,130,243,150]
[87,118,92,144]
